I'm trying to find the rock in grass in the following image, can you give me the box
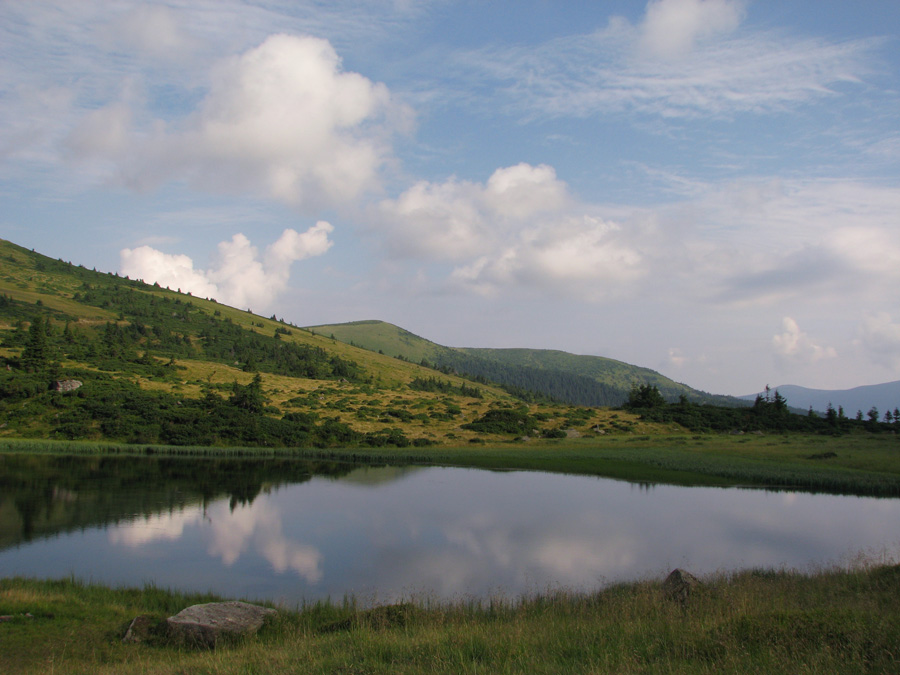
[122,614,158,643]
[663,568,702,604]
[166,601,277,648]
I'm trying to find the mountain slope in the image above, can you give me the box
[740,382,900,418]
[307,321,741,407]
[0,238,665,446]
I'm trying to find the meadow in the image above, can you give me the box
[2,560,899,674]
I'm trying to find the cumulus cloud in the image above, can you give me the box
[639,0,745,59]
[374,164,644,298]
[772,317,837,363]
[67,34,410,209]
[120,222,333,312]
[859,313,900,370]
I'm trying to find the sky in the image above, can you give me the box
[2,0,899,397]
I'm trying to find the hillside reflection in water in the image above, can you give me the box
[2,459,899,605]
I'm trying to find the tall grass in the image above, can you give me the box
[3,562,899,674]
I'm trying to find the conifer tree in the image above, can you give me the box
[22,316,48,372]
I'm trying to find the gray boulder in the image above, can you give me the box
[53,379,82,392]
[166,601,277,648]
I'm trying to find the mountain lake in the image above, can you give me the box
[1,454,899,606]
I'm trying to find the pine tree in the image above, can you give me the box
[22,316,48,372]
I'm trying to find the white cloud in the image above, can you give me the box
[483,163,571,220]
[457,10,875,119]
[107,5,198,61]
[375,164,645,298]
[0,84,75,161]
[451,215,644,299]
[372,177,487,261]
[64,101,133,160]
[649,178,900,306]
[374,165,900,307]
[120,245,219,297]
[120,222,333,311]
[772,317,837,363]
[65,34,410,209]
[859,313,900,371]
[639,0,745,59]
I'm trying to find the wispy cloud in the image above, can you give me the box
[452,14,878,120]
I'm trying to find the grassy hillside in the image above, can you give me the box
[5,237,871,448]
[0,238,667,447]
[308,320,742,407]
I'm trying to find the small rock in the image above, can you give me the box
[122,614,157,644]
[167,601,277,648]
[663,568,702,604]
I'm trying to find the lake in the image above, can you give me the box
[1,454,899,606]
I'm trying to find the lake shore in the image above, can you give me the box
[3,432,900,496]
[3,561,898,674]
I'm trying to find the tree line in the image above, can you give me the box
[624,384,900,434]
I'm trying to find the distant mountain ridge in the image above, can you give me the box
[307,320,743,408]
[739,382,900,417]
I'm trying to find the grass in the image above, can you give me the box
[3,432,899,496]
[2,561,899,674]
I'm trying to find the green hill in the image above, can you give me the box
[0,238,668,447]
[307,321,740,408]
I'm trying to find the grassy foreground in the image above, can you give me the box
[2,563,899,674]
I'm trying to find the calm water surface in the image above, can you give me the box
[1,455,899,605]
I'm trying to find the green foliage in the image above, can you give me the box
[624,384,667,409]
[21,316,50,372]
[0,369,436,448]
[409,376,482,398]
[462,407,539,435]
[68,282,368,381]
[229,373,266,414]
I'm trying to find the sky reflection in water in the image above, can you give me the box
[3,466,900,605]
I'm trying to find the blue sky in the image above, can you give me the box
[2,0,899,396]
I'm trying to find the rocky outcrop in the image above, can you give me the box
[53,379,82,392]
[166,601,277,648]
